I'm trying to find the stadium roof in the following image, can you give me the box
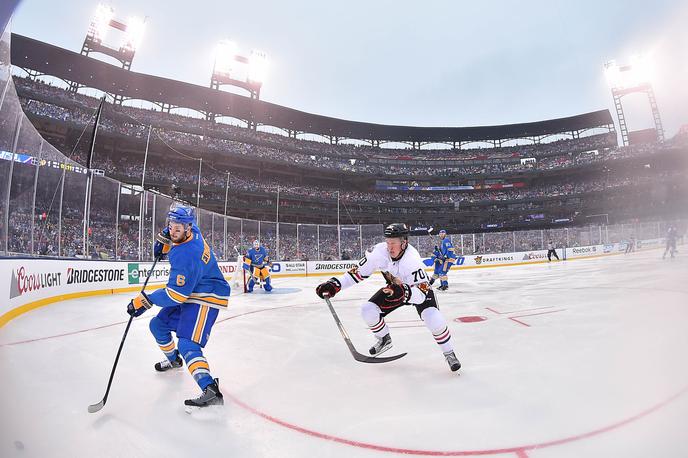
[11,33,614,144]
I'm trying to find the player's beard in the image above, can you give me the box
[170,227,191,243]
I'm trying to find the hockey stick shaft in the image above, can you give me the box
[88,256,161,413]
[323,296,358,355]
[323,296,406,364]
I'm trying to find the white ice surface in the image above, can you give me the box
[1,249,687,458]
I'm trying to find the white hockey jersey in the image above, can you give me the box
[337,242,431,305]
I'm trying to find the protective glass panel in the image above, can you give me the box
[483,231,514,254]
[339,225,360,260]
[514,230,543,252]
[317,225,338,260]
[241,219,259,254]
[543,228,568,248]
[361,224,383,255]
[139,191,154,261]
[87,175,119,259]
[606,224,622,244]
[416,235,435,258]
[226,217,242,258]
[197,208,213,246]
[0,84,22,252]
[60,163,87,257]
[211,213,226,261]
[462,234,476,255]
[33,143,63,256]
[589,226,603,245]
[7,117,41,253]
[116,185,141,260]
[259,221,277,258]
[569,227,592,247]
[278,222,297,261]
[296,223,317,261]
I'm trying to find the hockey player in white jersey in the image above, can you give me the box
[316,223,461,372]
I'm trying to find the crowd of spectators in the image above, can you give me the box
[17,77,682,181]
[7,198,677,261]
[5,76,686,261]
[97,153,676,208]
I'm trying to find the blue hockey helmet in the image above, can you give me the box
[168,203,196,225]
[253,239,260,248]
[439,229,447,236]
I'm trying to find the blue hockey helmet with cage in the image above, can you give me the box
[168,203,196,225]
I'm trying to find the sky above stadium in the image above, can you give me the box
[10,0,688,138]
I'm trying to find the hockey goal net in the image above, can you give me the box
[230,255,248,294]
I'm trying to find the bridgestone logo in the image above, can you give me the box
[67,268,125,284]
[315,263,358,271]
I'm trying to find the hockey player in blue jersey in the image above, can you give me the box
[437,230,457,291]
[429,245,443,286]
[245,239,273,292]
[127,204,230,409]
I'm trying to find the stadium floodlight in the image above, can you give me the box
[604,53,663,146]
[214,40,238,76]
[604,54,652,90]
[88,3,114,43]
[248,49,268,84]
[121,16,146,52]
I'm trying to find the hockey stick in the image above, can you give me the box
[323,296,406,364]
[88,256,161,413]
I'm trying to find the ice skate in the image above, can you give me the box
[444,351,461,372]
[184,379,224,412]
[369,334,392,356]
[154,354,183,372]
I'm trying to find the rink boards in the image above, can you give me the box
[0,238,665,328]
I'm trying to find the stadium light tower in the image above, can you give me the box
[69,3,147,104]
[604,55,664,146]
[208,40,267,123]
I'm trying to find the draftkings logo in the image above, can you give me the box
[474,255,514,265]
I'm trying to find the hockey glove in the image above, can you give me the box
[316,277,342,299]
[154,228,172,258]
[127,291,153,317]
[381,283,411,308]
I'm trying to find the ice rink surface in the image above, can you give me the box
[1,249,688,458]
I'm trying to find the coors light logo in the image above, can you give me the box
[10,266,62,299]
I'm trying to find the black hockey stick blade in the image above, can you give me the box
[87,400,105,413]
[353,349,407,364]
[323,296,406,364]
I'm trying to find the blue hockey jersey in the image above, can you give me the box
[148,225,230,310]
[246,246,270,268]
[440,237,457,259]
